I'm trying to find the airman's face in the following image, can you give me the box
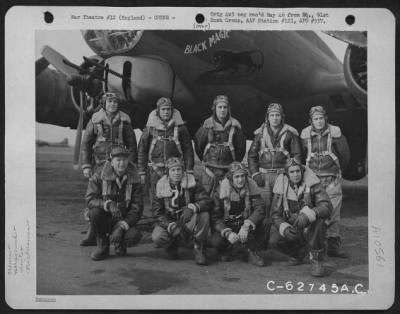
[232,173,246,189]
[312,113,326,130]
[288,165,302,185]
[111,156,128,174]
[159,106,172,121]
[268,111,282,127]
[215,102,229,121]
[105,97,119,113]
[169,166,183,184]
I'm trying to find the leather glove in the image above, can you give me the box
[108,201,122,221]
[252,173,265,187]
[83,167,93,179]
[238,221,251,243]
[110,226,125,244]
[180,207,194,224]
[283,226,298,241]
[294,213,310,230]
[227,232,239,244]
[140,174,146,185]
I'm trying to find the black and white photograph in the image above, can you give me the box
[5,6,395,310]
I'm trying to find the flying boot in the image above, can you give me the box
[114,242,127,256]
[246,237,265,267]
[165,240,179,260]
[248,249,265,267]
[327,237,349,258]
[287,245,308,266]
[80,222,96,246]
[310,250,328,277]
[90,236,110,261]
[193,239,208,265]
[217,245,233,262]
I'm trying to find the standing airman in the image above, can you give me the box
[138,97,194,207]
[300,106,350,258]
[248,103,303,218]
[194,95,246,195]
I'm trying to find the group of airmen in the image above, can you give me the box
[78,91,350,278]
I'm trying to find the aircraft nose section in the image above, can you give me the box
[82,30,144,57]
[105,56,196,108]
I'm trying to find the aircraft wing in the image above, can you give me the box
[323,31,367,48]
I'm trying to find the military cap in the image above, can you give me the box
[110,146,130,159]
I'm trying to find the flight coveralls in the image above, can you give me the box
[210,177,270,263]
[151,174,211,262]
[81,108,137,173]
[138,109,194,204]
[269,169,332,274]
[248,123,303,215]
[300,124,350,252]
[85,161,144,258]
[194,116,246,194]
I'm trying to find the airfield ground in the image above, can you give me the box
[36,146,368,295]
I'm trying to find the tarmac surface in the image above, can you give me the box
[36,146,368,295]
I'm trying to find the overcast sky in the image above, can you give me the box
[36,31,347,144]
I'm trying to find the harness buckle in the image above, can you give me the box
[157,135,173,141]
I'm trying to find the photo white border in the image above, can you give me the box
[5,6,396,310]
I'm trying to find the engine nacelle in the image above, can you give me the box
[343,45,367,107]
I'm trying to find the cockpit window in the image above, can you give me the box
[81,30,144,57]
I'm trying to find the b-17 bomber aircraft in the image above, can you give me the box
[36,30,367,180]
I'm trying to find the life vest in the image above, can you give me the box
[100,161,140,208]
[146,109,184,167]
[300,124,342,176]
[156,173,196,218]
[273,167,320,218]
[91,109,131,146]
[219,177,260,221]
[202,117,241,162]
[254,123,299,159]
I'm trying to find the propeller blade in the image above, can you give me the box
[42,46,106,83]
[41,45,80,79]
[73,92,84,170]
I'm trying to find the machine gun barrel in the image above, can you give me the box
[62,59,106,82]
[83,56,131,82]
